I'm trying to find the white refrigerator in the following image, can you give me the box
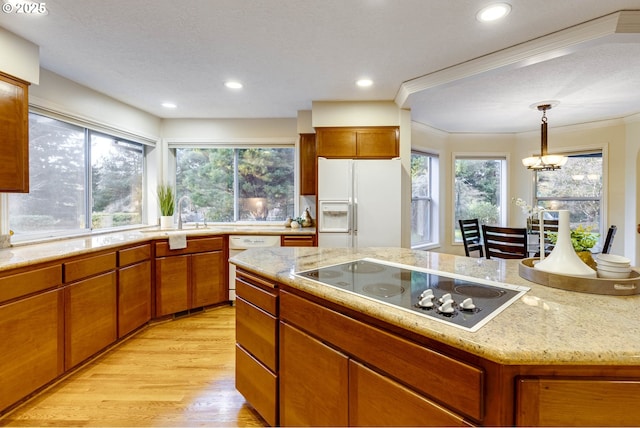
[317,157,401,248]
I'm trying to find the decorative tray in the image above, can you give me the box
[518,258,640,296]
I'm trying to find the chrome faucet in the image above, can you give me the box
[177,195,192,230]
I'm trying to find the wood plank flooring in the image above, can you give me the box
[0,305,267,427]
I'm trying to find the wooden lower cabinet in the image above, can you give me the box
[64,271,117,370]
[118,260,151,337]
[155,237,227,317]
[280,234,316,247]
[236,344,278,426]
[349,360,472,427]
[517,377,640,426]
[0,289,63,411]
[280,321,349,427]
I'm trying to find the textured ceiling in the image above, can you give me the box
[2,0,640,133]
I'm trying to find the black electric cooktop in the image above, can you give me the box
[294,258,529,332]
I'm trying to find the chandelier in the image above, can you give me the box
[521,104,568,171]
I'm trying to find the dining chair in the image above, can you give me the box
[459,219,483,257]
[602,225,617,254]
[482,225,528,259]
[529,218,559,257]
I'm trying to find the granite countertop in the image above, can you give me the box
[0,225,315,272]
[229,246,640,366]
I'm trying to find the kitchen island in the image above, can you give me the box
[230,246,640,427]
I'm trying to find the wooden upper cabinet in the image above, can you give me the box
[0,72,29,193]
[316,126,399,159]
[299,133,316,195]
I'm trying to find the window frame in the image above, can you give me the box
[8,111,148,243]
[410,150,439,249]
[452,153,509,244]
[168,139,297,225]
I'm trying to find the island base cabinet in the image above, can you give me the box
[349,360,473,427]
[236,344,277,427]
[279,321,349,427]
[517,378,640,426]
[0,289,63,412]
[65,272,117,370]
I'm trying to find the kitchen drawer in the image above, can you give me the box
[280,290,484,421]
[236,297,277,371]
[0,264,62,305]
[235,344,277,427]
[236,274,277,316]
[118,243,151,267]
[155,236,224,257]
[281,235,316,247]
[64,252,116,283]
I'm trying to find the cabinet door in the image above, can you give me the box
[155,255,189,317]
[0,289,63,412]
[65,271,117,370]
[191,250,227,307]
[517,377,640,426]
[349,360,471,427]
[118,260,151,338]
[299,133,316,195]
[356,128,398,158]
[280,322,349,427]
[0,72,29,193]
[316,128,356,158]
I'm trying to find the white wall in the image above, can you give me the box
[0,27,39,83]
[312,101,400,127]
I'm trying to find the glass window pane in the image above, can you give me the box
[9,114,87,238]
[454,158,504,242]
[90,132,144,229]
[411,152,432,246]
[237,148,294,221]
[176,148,235,222]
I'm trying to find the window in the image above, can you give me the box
[535,151,603,236]
[175,147,295,222]
[411,151,437,247]
[454,156,507,242]
[9,113,145,241]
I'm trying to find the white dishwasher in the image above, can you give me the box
[228,235,281,301]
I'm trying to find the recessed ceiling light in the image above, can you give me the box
[225,81,243,89]
[161,102,177,109]
[356,79,373,87]
[476,3,511,22]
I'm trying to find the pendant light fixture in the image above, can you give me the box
[522,104,568,171]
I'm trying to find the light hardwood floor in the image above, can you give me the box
[0,305,267,427]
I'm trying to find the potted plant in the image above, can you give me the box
[157,184,175,229]
[547,225,599,269]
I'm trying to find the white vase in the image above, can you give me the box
[160,215,174,230]
[534,210,597,278]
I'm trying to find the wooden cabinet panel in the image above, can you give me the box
[118,260,151,338]
[191,251,227,307]
[0,289,63,412]
[155,254,189,317]
[280,321,349,427]
[64,271,117,370]
[349,360,471,427]
[236,344,278,427]
[118,244,151,267]
[0,264,62,304]
[517,377,640,426]
[316,127,399,159]
[280,235,316,247]
[64,252,116,283]
[299,133,316,195]
[236,297,277,371]
[316,128,356,158]
[356,128,398,158]
[155,236,224,257]
[236,274,278,316]
[0,72,29,193]
[280,290,483,421]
